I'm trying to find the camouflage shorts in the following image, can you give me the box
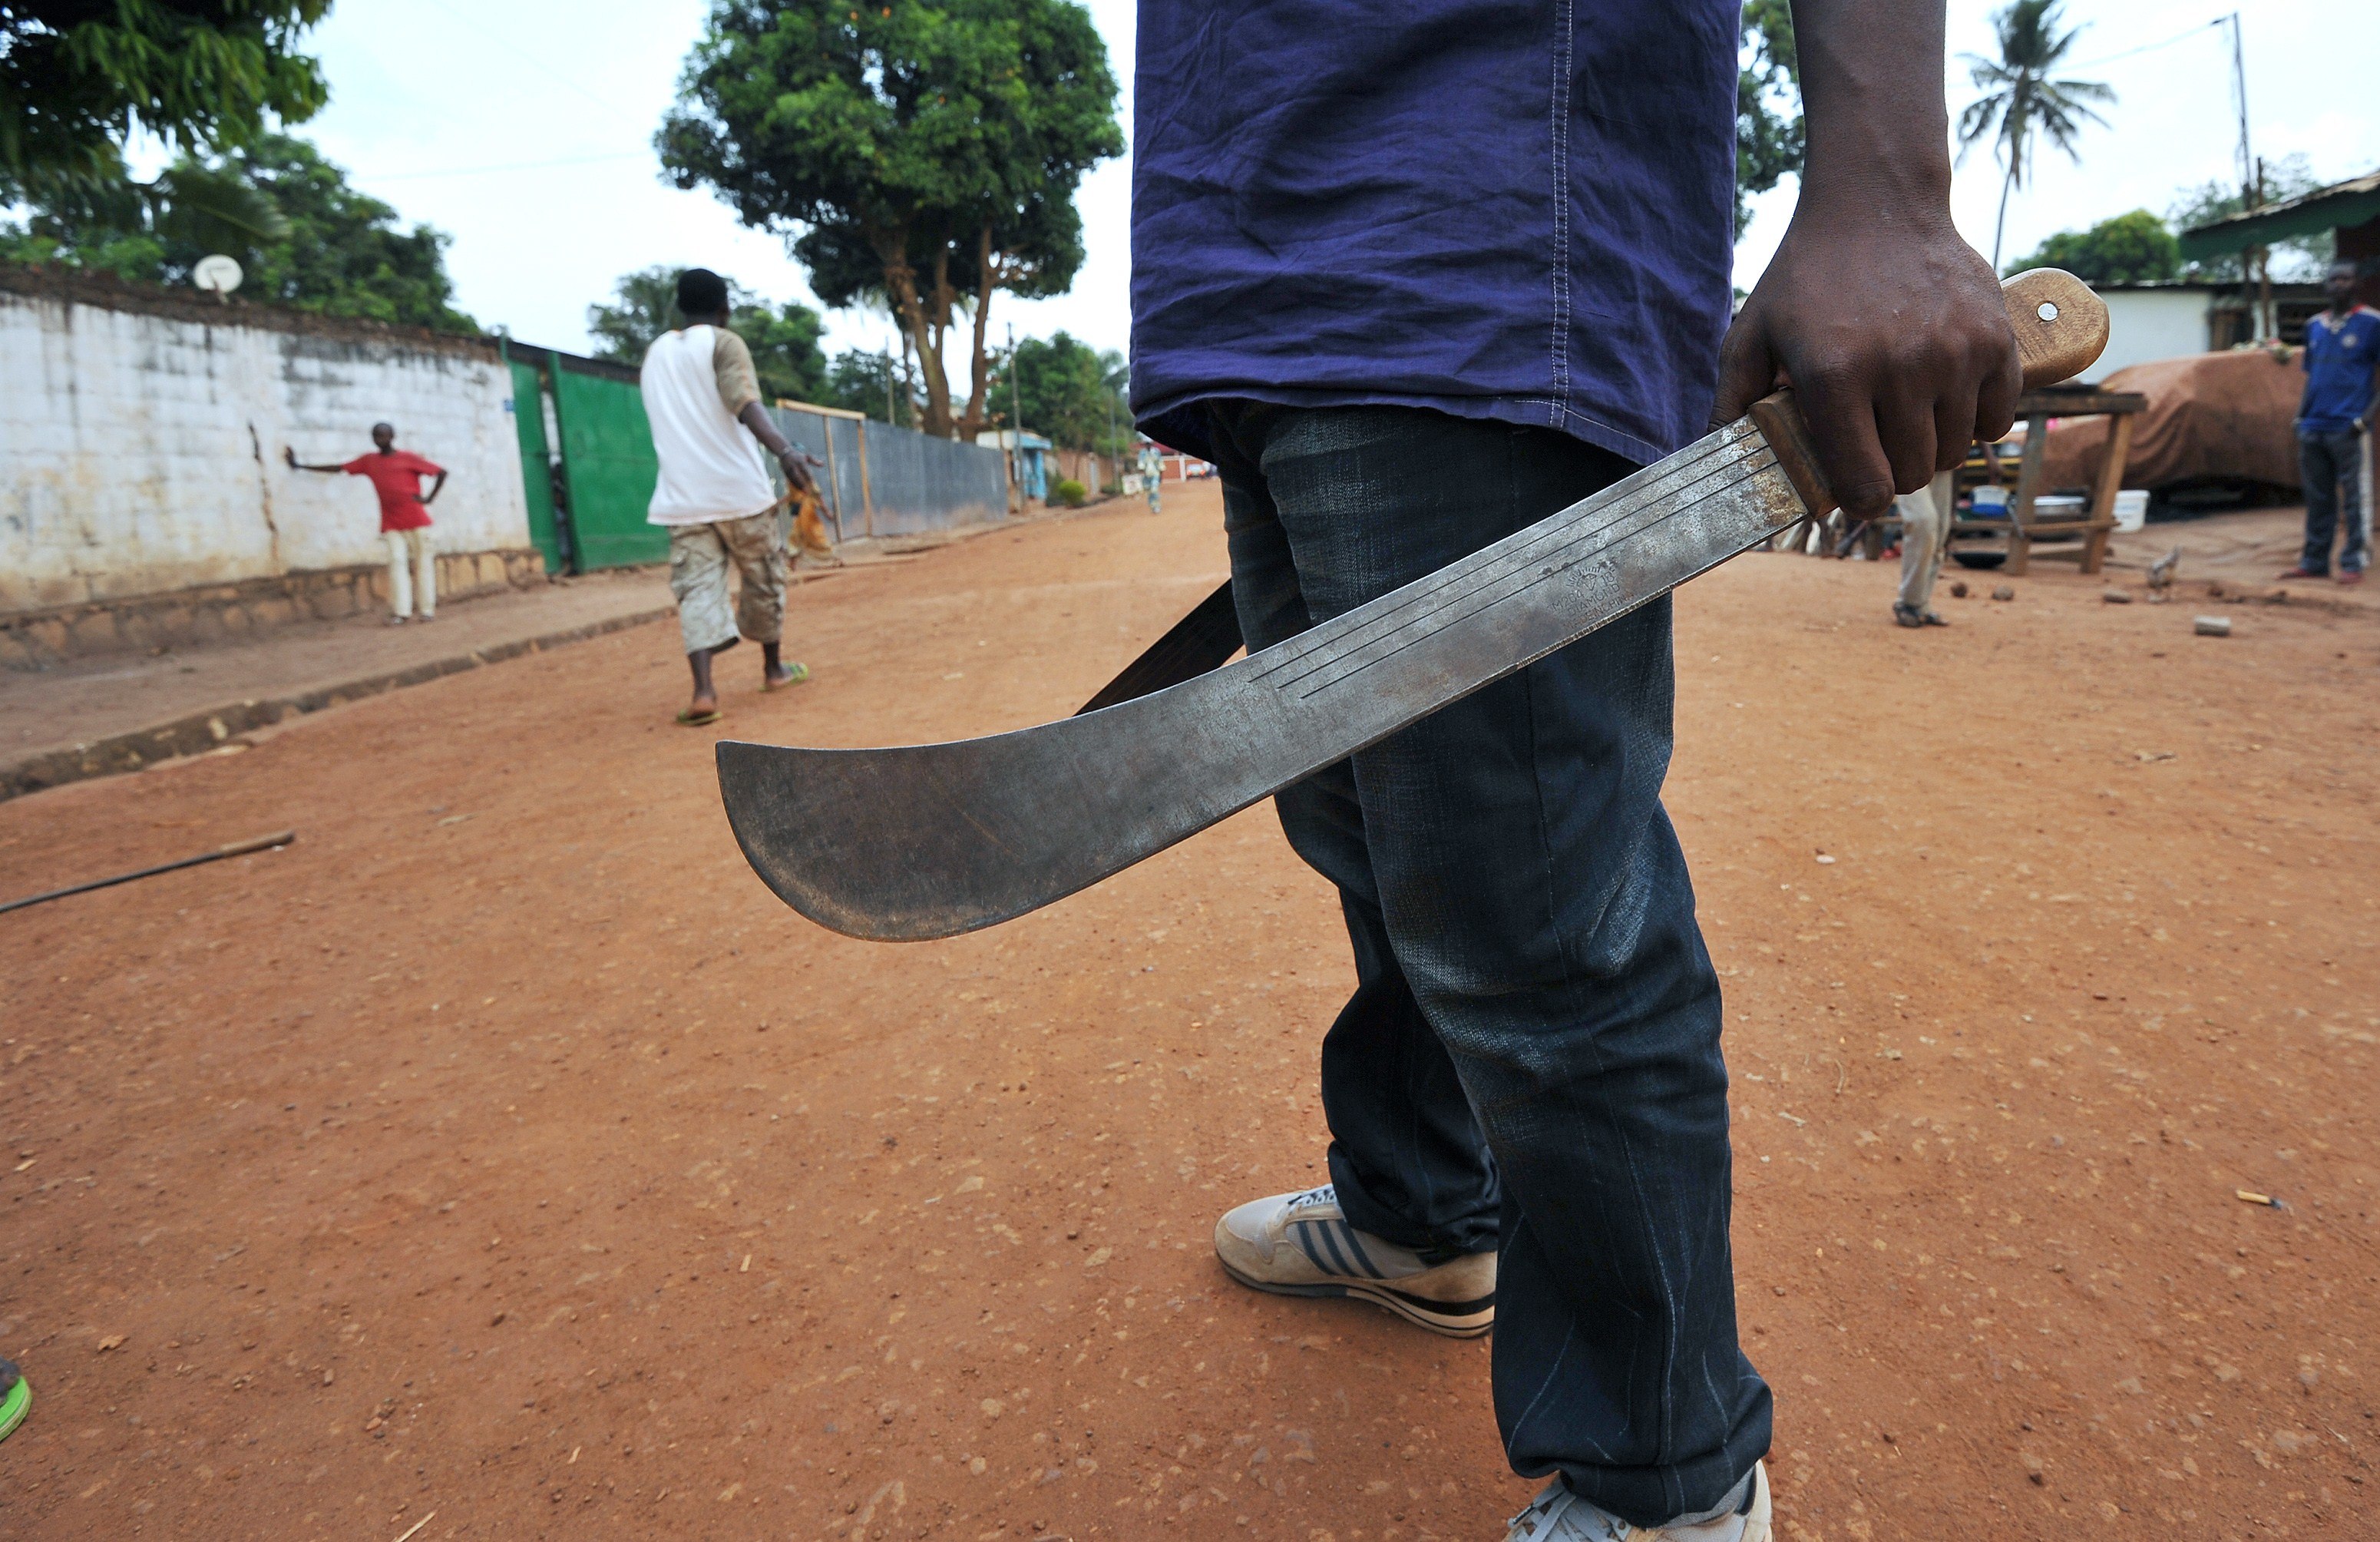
[668,511,785,655]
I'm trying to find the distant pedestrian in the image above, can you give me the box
[1891,471,1955,627]
[2279,260,2378,587]
[643,267,815,725]
[286,424,447,624]
[1139,441,1162,515]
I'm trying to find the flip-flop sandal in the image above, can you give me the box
[762,663,812,692]
[675,708,723,726]
[0,1361,28,1444]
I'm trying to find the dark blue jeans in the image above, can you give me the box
[2299,429,2368,575]
[1205,403,1770,1527]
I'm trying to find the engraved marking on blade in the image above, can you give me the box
[1284,449,1783,700]
[1248,422,1773,694]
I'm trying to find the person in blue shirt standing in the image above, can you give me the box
[1132,5,2023,1540]
[2280,260,2380,587]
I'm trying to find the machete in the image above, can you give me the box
[719,270,2106,941]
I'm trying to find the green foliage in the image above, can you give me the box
[817,348,917,427]
[0,135,477,333]
[2,0,331,203]
[986,331,1126,453]
[1734,0,1801,239]
[659,0,1123,438]
[2169,155,2336,280]
[587,266,829,403]
[1052,477,1087,508]
[2008,209,2180,283]
[736,302,831,406]
[1957,0,2115,265]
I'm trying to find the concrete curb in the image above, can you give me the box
[1,605,674,803]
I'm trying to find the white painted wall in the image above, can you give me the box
[2091,289,2215,381]
[0,288,531,614]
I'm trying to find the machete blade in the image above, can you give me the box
[717,417,1808,941]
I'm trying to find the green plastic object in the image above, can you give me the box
[0,1366,28,1444]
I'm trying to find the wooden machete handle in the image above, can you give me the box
[1749,266,2110,519]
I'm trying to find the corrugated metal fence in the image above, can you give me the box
[497,340,1012,573]
[766,403,1010,540]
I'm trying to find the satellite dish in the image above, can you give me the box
[193,255,244,296]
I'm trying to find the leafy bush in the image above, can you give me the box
[2008,209,2179,284]
[1053,478,1088,508]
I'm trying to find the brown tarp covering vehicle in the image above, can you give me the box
[2038,349,2305,495]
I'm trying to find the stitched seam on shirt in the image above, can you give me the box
[1548,0,1573,432]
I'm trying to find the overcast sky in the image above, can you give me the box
[267,0,2371,375]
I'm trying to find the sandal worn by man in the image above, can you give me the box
[0,1359,29,1444]
[675,707,723,726]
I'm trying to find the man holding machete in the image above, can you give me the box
[1130,5,2020,1539]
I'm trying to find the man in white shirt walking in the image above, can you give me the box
[643,267,815,725]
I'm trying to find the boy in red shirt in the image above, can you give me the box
[287,423,448,624]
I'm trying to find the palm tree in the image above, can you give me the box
[1957,0,2115,270]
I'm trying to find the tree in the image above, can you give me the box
[2,0,330,204]
[816,348,917,426]
[2170,154,2335,281]
[587,266,829,402]
[1735,0,1801,239]
[986,331,1126,453]
[2008,209,2180,283]
[2,134,477,333]
[659,0,1123,440]
[1956,0,2114,270]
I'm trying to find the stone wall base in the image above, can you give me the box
[1,548,547,671]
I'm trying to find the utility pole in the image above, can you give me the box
[884,351,894,425]
[2224,12,2273,341]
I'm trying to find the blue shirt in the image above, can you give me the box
[2300,306,2380,435]
[1129,1,1740,468]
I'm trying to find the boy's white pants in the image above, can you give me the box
[386,528,435,618]
[1896,470,1955,611]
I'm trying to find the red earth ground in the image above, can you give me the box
[2,480,2377,1541]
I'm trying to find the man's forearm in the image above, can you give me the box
[1792,0,1954,216]
[738,401,792,458]
[1714,0,2018,514]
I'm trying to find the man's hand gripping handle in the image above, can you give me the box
[1749,269,2108,521]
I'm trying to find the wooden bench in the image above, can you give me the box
[1950,386,2147,576]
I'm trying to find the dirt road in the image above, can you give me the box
[4,481,2376,1541]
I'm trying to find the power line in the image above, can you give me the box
[2068,15,2224,71]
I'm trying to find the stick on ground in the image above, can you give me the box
[0,831,296,916]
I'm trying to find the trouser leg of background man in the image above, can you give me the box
[713,509,788,647]
[2310,430,2368,573]
[669,522,742,657]
[2299,432,2352,575]
[408,528,436,619]
[385,531,416,619]
[1206,403,1770,1528]
[1896,471,1953,614]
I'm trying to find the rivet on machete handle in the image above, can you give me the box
[1747,266,2108,521]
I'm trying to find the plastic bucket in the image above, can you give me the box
[2114,489,2149,531]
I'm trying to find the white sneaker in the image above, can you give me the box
[1504,1464,1770,1542]
[1212,1184,1495,1337]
